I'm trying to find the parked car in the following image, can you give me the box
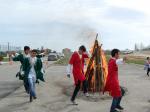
[48,53,59,61]
[123,50,133,54]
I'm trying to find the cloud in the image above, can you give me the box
[104,7,146,23]
[0,0,149,51]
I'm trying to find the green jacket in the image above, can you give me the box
[23,57,45,82]
[13,54,26,80]
[13,54,42,64]
[13,54,24,64]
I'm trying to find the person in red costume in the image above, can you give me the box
[104,49,126,112]
[67,45,89,105]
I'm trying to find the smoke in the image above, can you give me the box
[78,28,97,40]
[0,0,105,51]
[74,27,104,49]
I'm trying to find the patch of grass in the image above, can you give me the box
[106,55,144,65]
[125,55,145,65]
[55,57,70,65]
[55,54,145,66]
[3,57,9,62]
[126,59,144,65]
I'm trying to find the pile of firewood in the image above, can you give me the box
[85,34,108,93]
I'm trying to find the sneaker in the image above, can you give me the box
[84,92,90,97]
[116,105,124,111]
[70,100,78,105]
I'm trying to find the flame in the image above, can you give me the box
[85,40,108,92]
[100,49,108,85]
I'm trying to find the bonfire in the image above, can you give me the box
[85,34,108,93]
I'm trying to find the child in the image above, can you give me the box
[23,49,45,102]
[145,57,150,76]
[147,58,150,76]
[104,49,126,112]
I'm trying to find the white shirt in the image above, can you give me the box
[24,54,30,58]
[67,64,72,75]
[116,58,124,65]
[28,57,37,79]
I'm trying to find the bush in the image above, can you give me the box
[0,56,4,61]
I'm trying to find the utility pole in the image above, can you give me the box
[8,42,10,52]
[7,42,10,61]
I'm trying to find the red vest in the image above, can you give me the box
[104,58,121,97]
[69,52,86,85]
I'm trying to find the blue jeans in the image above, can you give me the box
[110,87,125,112]
[24,79,29,93]
[28,78,36,97]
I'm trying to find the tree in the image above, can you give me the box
[135,43,139,51]
[45,49,52,54]
[140,42,144,51]
[0,55,3,61]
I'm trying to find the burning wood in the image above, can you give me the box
[85,34,108,93]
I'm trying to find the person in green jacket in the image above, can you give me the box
[23,49,45,102]
[10,46,31,93]
[11,46,30,65]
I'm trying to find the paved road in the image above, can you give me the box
[0,63,21,100]
[0,63,150,112]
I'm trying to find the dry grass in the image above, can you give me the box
[126,55,145,65]
[106,55,145,65]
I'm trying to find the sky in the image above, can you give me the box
[0,0,150,52]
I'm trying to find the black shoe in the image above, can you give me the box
[116,105,124,110]
[30,96,33,102]
[33,96,37,100]
[110,109,120,112]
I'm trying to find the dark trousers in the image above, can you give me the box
[110,87,125,112]
[147,68,150,76]
[71,80,88,101]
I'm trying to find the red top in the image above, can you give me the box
[69,52,86,85]
[104,58,121,97]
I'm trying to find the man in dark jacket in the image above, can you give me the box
[23,49,45,102]
[10,46,30,93]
